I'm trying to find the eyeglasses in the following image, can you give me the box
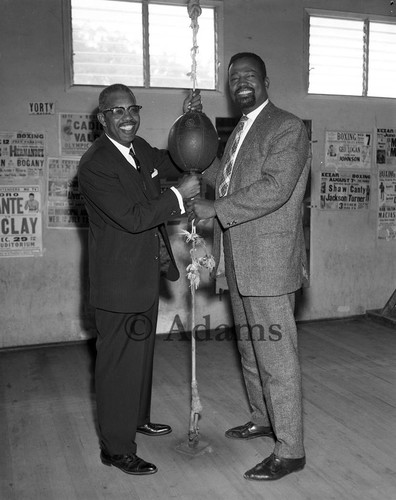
[101,105,142,117]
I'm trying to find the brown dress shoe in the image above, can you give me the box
[136,422,172,436]
[225,421,274,440]
[100,450,157,475]
[244,453,305,481]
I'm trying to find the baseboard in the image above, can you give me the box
[366,309,396,329]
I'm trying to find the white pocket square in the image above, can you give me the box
[151,168,158,178]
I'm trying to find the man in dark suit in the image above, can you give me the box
[188,53,310,481]
[78,83,201,475]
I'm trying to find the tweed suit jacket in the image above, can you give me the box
[78,134,182,313]
[205,101,310,297]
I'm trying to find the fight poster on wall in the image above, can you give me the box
[325,131,372,169]
[376,128,396,166]
[59,113,102,157]
[0,185,43,257]
[0,131,46,178]
[320,172,371,210]
[378,167,396,240]
[47,158,88,229]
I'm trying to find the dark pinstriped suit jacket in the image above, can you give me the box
[78,134,182,313]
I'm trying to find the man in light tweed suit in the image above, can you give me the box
[188,52,310,480]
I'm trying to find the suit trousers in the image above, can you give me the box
[223,232,304,458]
[94,298,159,456]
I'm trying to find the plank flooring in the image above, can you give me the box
[0,317,395,499]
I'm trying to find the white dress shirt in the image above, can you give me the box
[234,99,269,158]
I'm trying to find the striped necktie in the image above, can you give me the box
[218,116,248,197]
[129,148,141,172]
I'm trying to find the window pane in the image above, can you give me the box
[309,17,364,96]
[149,4,215,89]
[71,0,143,86]
[368,22,396,98]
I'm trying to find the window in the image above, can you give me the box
[307,11,396,98]
[68,0,221,90]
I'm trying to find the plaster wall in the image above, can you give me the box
[0,0,395,348]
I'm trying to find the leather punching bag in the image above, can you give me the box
[168,110,219,173]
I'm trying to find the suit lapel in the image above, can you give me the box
[102,135,155,200]
[102,135,141,178]
[133,145,161,199]
[236,102,274,161]
[224,102,275,191]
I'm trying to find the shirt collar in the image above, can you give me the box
[105,134,133,155]
[245,99,269,121]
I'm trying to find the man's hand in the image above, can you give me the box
[176,174,201,199]
[186,198,216,223]
[183,89,202,114]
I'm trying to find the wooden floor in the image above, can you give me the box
[0,316,395,500]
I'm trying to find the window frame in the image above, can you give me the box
[304,8,396,100]
[62,0,224,93]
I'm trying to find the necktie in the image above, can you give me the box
[129,148,141,172]
[218,115,248,197]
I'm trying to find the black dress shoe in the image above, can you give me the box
[244,453,305,481]
[136,422,172,436]
[100,450,157,475]
[225,421,274,440]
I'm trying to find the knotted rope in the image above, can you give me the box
[187,0,202,92]
[180,221,215,445]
